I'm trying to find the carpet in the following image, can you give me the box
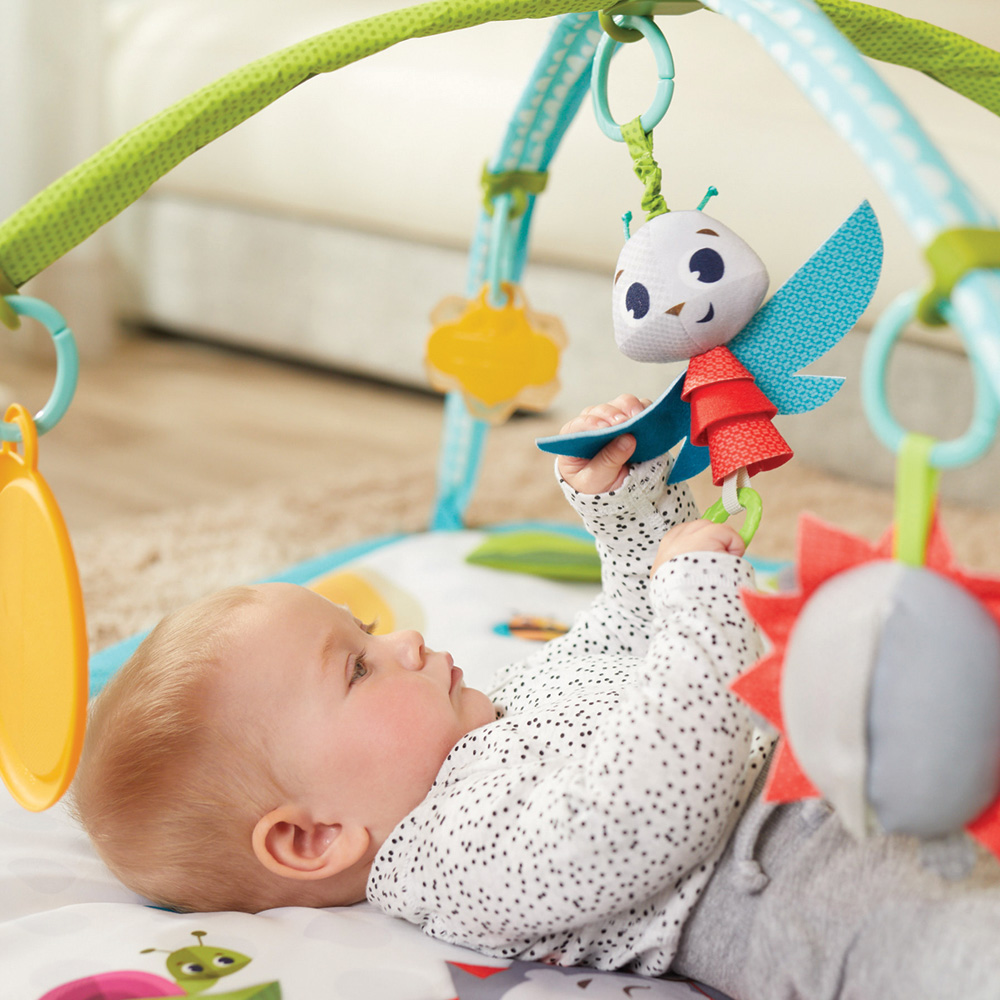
[72,443,1000,656]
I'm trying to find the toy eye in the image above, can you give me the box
[214,955,236,966]
[181,963,204,975]
[625,282,650,320]
[689,247,725,283]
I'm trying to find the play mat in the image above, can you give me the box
[2,1,1000,997]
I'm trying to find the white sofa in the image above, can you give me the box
[9,0,1000,500]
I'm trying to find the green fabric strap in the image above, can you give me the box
[481,165,549,218]
[918,227,1000,325]
[0,0,594,289]
[815,0,1000,118]
[621,117,668,220]
[893,432,939,567]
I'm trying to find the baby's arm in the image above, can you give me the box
[556,395,701,651]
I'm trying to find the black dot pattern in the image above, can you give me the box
[368,456,770,975]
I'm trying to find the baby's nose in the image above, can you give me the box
[394,629,426,671]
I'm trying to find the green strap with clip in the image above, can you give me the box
[918,228,1000,326]
[481,166,549,219]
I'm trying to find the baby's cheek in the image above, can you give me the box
[371,686,460,760]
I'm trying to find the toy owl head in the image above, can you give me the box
[613,210,770,364]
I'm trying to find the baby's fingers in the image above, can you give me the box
[559,394,649,435]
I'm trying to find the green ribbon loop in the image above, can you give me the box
[621,116,668,221]
[480,166,549,219]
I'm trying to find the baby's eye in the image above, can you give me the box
[349,655,370,684]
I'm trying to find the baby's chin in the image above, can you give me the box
[463,686,499,730]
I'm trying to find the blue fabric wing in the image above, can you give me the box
[535,374,710,481]
[729,200,883,414]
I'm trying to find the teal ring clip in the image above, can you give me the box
[861,288,999,468]
[592,15,675,142]
[0,295,79,441]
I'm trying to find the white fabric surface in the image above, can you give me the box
[2,529,615,999]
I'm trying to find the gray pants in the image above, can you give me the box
[672,789,1000,999]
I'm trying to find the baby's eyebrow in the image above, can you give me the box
[320,627,343,673]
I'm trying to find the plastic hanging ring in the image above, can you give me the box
[0,404,88,810]
[0,295,79,442]
[703,487,763,548]
[861,288,1000,469]
[592,15,676,143]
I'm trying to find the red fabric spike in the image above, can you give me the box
[730,651,786,730]
[922,514,954,570]
[741,588,804,646]
[796,513,880,596]
[874,524,895,559]
[966,793,1000,861]
[950,571,1000,630]
[763,740,822,803]
[682,346,793,486]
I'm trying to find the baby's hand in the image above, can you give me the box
[557,394,650,494]
[651,520,746,576]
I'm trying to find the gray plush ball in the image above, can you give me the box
[781,560,1000,840]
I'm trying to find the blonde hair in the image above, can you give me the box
[70,585,337,912]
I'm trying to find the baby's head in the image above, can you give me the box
[71,582,495,912]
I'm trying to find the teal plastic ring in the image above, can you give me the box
[0,295,79,441]
[861,288,999,468]
[592,15,675,142]
[703,487,762,547]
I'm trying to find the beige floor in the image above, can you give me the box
[3,327,1000,569]
[0,329,473,533]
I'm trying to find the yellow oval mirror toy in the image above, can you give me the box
[0,403,88,810]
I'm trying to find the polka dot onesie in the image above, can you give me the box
[367,454,771,975]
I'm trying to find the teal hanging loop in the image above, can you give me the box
[0,296,79,441]
[592,15,676,142]
[862,288,1000,469]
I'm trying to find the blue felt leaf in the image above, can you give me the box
[536,374,694,465]
[667,437,711,483]
[729,200,883,413]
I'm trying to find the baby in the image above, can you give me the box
[72,394,1000,999]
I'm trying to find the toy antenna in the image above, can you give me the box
[697,185,719,211]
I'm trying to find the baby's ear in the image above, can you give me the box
[251,806,370,881]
